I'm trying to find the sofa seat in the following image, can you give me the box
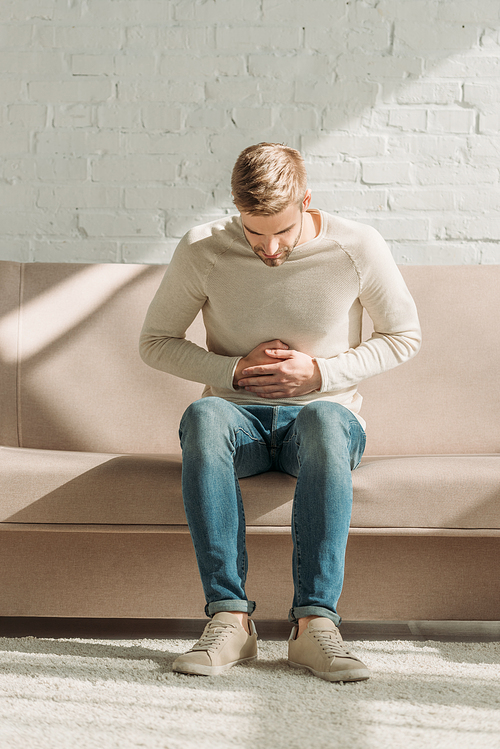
[2,445,499,534]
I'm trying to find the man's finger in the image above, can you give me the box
[265,348,294,358]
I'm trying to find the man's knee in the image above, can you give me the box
[179,397,237,447]
[295,401,351,440]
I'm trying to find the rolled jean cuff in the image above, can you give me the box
[288,606,341,627]
[206,599,256,618]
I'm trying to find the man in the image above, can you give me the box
[140,143,421,682]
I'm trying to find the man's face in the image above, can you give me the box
[240,201,306,268]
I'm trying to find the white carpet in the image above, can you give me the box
[0,635,499,749]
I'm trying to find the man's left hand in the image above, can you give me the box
[237,348,322,398]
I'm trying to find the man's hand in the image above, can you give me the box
[233,340,289,388]
[236,345,322,398]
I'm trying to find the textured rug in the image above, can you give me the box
[0,635,499,749]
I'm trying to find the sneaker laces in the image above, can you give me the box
[312,628,355,659]
[188,620,235,654]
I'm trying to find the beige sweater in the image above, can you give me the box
[139,210,421,426]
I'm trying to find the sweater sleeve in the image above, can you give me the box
[314,226,422,393]
[139,232,241,390]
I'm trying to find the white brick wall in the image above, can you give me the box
[0,0,499,264]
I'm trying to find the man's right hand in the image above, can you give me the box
[233,340,289,388]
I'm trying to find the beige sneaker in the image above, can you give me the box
[172,612,258,676]
[288,617,370,683]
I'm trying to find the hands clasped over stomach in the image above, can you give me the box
[233,340,321,399]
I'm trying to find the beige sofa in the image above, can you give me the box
[0,260,499,622]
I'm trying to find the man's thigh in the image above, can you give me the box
[278,401,366,477]
[180,397,273,478]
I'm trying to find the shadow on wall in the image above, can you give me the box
[0,262,204,454]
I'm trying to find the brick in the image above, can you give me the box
[8,104,47,128]
[121,240,178,264]
[364,217,429,241]
[78,212,164,238]
[0,210,75,236]
[125,26,159,50]
[2,158,37,182]
[374,1,439,22]
[29,79,113,103]
[54,26,123,49]
[0,51,65,77]
[0,239,31,262]
[84,0,169,24]
[174,0,261,23]
[232,108,274,129]
[35,131,119,156]
[456,189,500,213]
[98,104,144,130]
[92,156,178,183]
[388,109,427,132]
[158,27,214,52]
[125,132,207,155]
[0,24,32,48]
[263,0,347,24]
[115,54,157,78]
[160,53,245,79]
[433,217,500,241]
[389,189,455,212]
[71,55,115,76]
[463,83,500,107]
[295,80,377,108]
[215,26,302,52]
[0,0,54,21]
[479,112,500,134]
[179,157,231,186]
[394,22,479,53]
[362,161,411,185]
[279,107,319,133]
[312,189,387,213]
[428,109,476,134]
[391,82,461,105]
[335,55,423,80]
[118,80,205,104]
[0,184,34,209]
[54,104,93,129]
[248,53,330,79]
[390,242,480,265]
[436,1,500,22]
[37,158,88,181]
[124,187,208,211]
[432,56,500,79]
[205,78,260,104]
[481,244,500,264]
[302,135,386,159]
[307,160,358,184]
[33,240,119,263]
[185,108,227,130]
[166,211,230,238]
[414,163,498,186]
[0,126,29,156]
[37,185,121,210]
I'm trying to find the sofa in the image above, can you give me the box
[0,260,499,622]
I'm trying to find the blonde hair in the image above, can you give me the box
[231,142,308,215]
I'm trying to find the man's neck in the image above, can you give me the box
[297,210,321,246]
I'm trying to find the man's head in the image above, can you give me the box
[232,143,311,267]
[231,142,308,216]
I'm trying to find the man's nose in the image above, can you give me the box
[262,236,280,254]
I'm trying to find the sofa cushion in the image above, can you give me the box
[2,447,499,531]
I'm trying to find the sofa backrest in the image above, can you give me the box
[0,261,498,456]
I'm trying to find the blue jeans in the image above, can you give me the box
[179,397,366,626]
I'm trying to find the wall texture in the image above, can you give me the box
[0,0,499,264]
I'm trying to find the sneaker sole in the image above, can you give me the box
[288,659,370,683]
[173,654,257,676]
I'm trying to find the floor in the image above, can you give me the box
[0,618,499,642]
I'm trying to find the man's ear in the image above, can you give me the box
[302,189,312,211]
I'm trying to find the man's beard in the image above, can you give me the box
[252,213,304,268]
